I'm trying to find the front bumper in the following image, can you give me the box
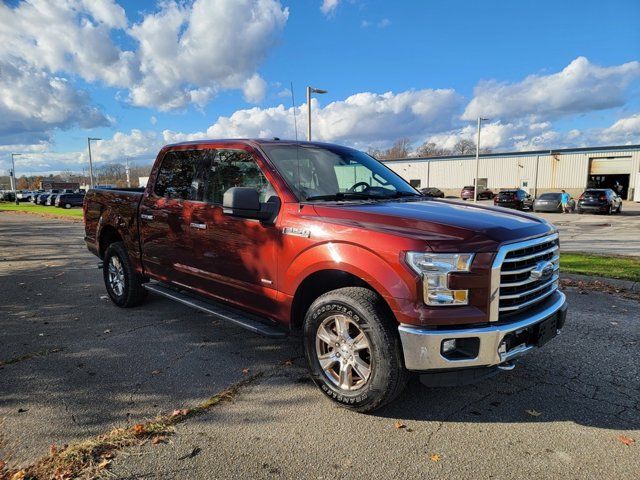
[398,290,567,371]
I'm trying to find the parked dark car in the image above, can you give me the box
[0,191,16,201]
[494,189,534,210]
[420,187,445,198]
[36,193,51,205]
[56,193,85,209]
[577,189,622,214]
[460,185,494,200]
[533,192,575,213]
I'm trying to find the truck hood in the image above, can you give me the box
[311,198,555,252]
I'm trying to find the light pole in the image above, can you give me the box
[87,137,101,189]
[473,117,489,203]
[124,156,131,188]
[11,153,22,205]
[306,86,327,141]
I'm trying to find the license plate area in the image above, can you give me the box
[536,315,559,346]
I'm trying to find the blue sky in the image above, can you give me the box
[1,0,639,173]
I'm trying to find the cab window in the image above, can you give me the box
[154,150,206,200]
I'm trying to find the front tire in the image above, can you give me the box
[303,287,408,413]
[65,203,72,209]
[103,241,147,307]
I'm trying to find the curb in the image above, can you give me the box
[561,272,640,293]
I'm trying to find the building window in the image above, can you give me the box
[409,179,421,188]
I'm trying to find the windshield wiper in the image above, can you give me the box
[304,192,379,201]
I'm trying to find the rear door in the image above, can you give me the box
[139,150,203,285]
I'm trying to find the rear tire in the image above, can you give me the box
[65,203,71,209]
[103,241,147,308]
[303,287,409,413]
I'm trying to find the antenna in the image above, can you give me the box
[290,81,298,142]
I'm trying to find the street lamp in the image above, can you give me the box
[11,153,22,205]
[473,117,489,204]
[87,137,101,189]
[306,86,328,141]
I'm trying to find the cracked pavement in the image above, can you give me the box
[1,212,639,479]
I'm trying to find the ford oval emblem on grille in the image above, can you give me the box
[530,260,554,281]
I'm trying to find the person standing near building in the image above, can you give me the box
[561,190,570,213]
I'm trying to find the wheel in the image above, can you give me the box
[607,205,613,215]
[65,203,71,209]
[103,241,147,307]
[303,287,409,413]
[617,204,622,214]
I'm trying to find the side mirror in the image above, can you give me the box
[222,187,277,222]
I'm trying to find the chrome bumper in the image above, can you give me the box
[398,290,567,371]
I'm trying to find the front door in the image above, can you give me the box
[186,148,280,317]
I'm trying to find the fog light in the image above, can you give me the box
[442,339,457,353]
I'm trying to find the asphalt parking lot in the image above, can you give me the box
[1,212,639,479]
[479,200,640,256]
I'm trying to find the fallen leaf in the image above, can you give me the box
[610,321,619,326]
[151,370,161,375]
[394,421,406,429]
[134,424,146,435]
[178,447,201,460]
[10,470,26,480]
[17,408,28,413]
[430,454,441,462]
[283,359,293,367]
[618,435,635,446]
[50,444,58,456]
[152,436,167,445]
[171,409,190,417]
[526,409,542,417]
[103,329,111,334]
[97,458,111,469]
[242,368,250,375]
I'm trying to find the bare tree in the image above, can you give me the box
[416,142,450,157]
[452,139,476,155]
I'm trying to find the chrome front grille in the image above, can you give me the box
[489,233,560,321]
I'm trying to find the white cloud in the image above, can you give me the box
[598,113,640,144]
[127,0,288,110]
[0,60,110,146]
[242,74,268,103]
[463,57,640,121]
[361,18,391,28]
[321,0,340,16]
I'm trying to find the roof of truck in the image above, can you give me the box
[163,139,341,149]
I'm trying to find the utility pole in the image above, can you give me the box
[87,137,101,189]
[125,156,131,188]
[11,153,22,205]
[473,117,489,203]
[306,86,328,141]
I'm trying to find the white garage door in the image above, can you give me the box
[589,157,632,175]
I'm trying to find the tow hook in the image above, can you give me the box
[497,361,516,371]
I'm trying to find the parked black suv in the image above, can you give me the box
[494,189,533,210]
[55,193,85,209]
[577,189,622,214]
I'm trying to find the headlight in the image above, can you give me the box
[405,252,474,306]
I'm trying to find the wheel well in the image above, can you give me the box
[99,226,122,259]
[290,269,393,331]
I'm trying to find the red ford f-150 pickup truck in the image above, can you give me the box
[84,139,567,412]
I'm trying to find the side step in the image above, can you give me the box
[143,282,286,338]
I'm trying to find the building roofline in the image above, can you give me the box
[382,143,640,162]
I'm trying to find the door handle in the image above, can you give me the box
[141,214,154,221]
[190,222,207,230]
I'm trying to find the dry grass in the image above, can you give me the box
[1,372,263,480]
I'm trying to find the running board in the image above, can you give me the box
[143,282,286,338]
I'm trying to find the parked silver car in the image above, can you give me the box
[533,192,575,213]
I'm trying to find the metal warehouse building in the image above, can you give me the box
[383,144,640,201]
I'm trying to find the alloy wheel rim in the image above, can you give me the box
[315,314,372,391]
[107,255,125,297]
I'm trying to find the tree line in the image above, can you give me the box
[368,138,491,160]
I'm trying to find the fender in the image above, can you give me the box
[96,206,143,273]
[283,240,418,312]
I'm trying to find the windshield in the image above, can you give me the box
[261,144,420,201]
